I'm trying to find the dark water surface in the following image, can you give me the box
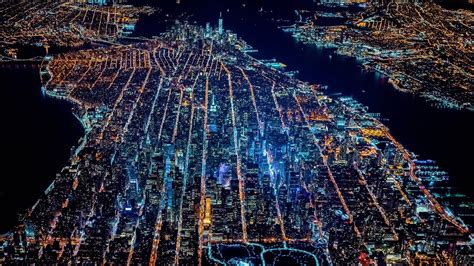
[0,64,84,233]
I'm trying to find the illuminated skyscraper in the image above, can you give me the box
[218,12,223,35]
[205,22,211,38]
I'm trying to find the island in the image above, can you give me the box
[0,1,472,265]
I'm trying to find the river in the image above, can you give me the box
[0,64,84,233]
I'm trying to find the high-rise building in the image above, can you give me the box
[218,12,223,35]
[205,22,211,38]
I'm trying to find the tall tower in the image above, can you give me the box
[205,22,211,38]
[218,12,223,35]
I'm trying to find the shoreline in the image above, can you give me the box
[0,62,86,234]
[41,58,89,146]
[21,61,90,213]
[333,44,471,111]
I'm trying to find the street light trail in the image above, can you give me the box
[171,86,185,144]
[174,104,195,265]
[222,61,248,243]
[121,68,152,143]
[269,80,288,131]
[144,77,164,136]
[239,67,264,134]
[126,193,146,266]
[98,68,136,142]
[353,162,399,241]
[246,73,287,241]
[152,46,166,76]
[293,92,361,238]
[174,62,203,264]
[197,76,210,266]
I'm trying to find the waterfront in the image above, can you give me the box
[0,64,83,233]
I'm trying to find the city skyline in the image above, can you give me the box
[0,1,472,264]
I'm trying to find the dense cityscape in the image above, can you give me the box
[1,0,473,265]
[0,0,154,58]
[285,1,473,110]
